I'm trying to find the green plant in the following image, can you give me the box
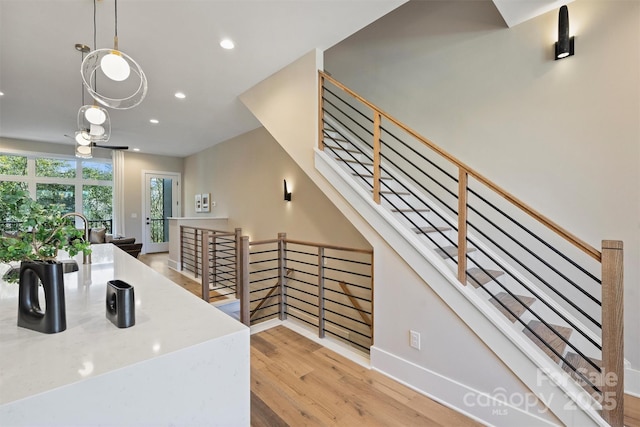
[0,188,91,264]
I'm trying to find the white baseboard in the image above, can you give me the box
[167,258,179,270]
[371,346,561,427]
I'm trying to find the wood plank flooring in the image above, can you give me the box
[138,252,640,426]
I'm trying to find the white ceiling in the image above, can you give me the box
[0,0,406,157]
[0,0,566,158]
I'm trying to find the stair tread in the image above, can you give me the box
[561,352,602,396]
[523,320,573,364]
[467,267,505,288]
[325,146,360,154]
[435,246,476,259]
[489,292,536,323]
[391,208,430,213]
[354,173,392,180]
[336,158,373,166]
[372,189,410,196]
[412,226,451,234]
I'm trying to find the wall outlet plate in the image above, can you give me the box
[410,330,421,350]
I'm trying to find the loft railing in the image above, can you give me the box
[201,228,242,302]
[238,232,374,353]
[180,226,237,280]
[319,71,624,425]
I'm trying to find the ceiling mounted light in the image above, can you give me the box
[149,119,159,124]
[220,39,235,50]
[81,0,147,109]
[174,92,186,99]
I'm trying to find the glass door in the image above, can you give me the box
[143,172,180,253]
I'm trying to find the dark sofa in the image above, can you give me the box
[89,228,143,258]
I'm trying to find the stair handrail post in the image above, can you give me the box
[318,246,326,338]
[318,71,325,151]
[201,231,210,302]
[194,228,200,279]
[235,228,242,299]
[239,235,250,326]
[601,240,624,427]
[180,225,184,271]
[457,169,469,285]
[373,112,382,205]
[278,232,288,321]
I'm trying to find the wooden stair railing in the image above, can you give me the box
[319,70,624,425]
[238,232,374,352]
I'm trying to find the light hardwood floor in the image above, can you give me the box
[138,252,640,427]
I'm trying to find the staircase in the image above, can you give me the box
[316,71,624,426]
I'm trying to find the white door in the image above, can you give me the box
[143,172,180,253]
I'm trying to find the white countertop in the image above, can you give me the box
[0,244,247,406]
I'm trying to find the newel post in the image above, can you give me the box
[278,232,288,321]
[239,236,250,326]
[373,112,382,205]
[318,72,325,151]
[457,169,468,285]
[601,240,623,427]
[234,228,242,299]
[318,247,326,338]
[201,231,210,302]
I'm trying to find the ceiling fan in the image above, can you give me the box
[64,134,129,150]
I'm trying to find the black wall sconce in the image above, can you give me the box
[283,179,292,202]
[555,5,575,60]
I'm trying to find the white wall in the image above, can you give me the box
[325,0,640,377]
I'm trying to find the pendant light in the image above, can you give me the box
[75,43,110,146]
[81,0,147,109]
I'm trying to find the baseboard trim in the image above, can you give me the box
[371,346,559,427]
[167,258,179,270]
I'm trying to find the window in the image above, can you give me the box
[0,153,113,232]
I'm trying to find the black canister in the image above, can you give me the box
[17,261,66,334]
[106,280,135,328]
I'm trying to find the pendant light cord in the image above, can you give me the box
[113,0,119,50]
[92,0,98,94]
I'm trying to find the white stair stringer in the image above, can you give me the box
[315,148,607,427]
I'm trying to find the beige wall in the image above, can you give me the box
[325,0,640,371]
[121,151,184,244]
[183,126,370,248]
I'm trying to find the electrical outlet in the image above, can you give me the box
[410,330,421,350]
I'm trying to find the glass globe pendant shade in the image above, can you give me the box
[81,48,147,109]
[75,143,93,159]
[75,130,91,146]
[101,50,131,81]
[84,105,107,125]
[78,105,110,142]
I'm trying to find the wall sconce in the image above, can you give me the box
[555,5,575,60]
[283,179,292,202]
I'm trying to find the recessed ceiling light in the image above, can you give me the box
[149,119,159,124]
[174,92,186,99]
[0,92,4,96]
[133,148,140,152]
[220,39,235,50]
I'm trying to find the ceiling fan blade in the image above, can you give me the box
[92,143,129,150]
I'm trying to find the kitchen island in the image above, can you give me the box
[0,244,250,426]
